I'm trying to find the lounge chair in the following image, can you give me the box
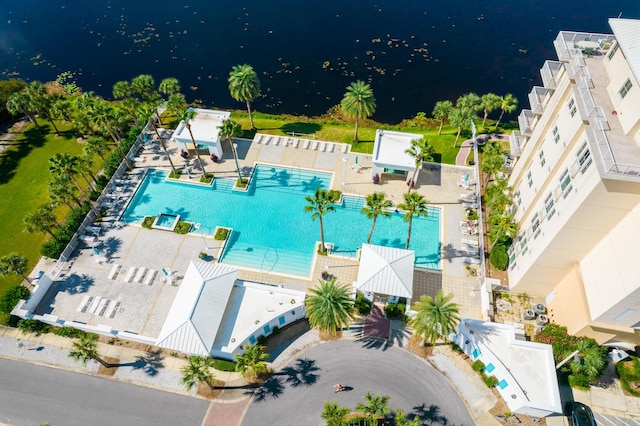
[107,264,121,280]
[329,143,335,153]
[114,179,129,185]
[76,295,90,312]
[134,267,147,283]
[313,141,319,150]
[294,139,300,148]
[86,226,102,235]
[274,137,280,146]
[98,300,111,316]
[320,142,327,152]
[303,140,310,149]
[255,134,263,144]
[88,297,102,314]
[264,136,271,145]
[124,267,137,282]
[79,234,96,243]
[342,144,348,154]
[144,270,157,286]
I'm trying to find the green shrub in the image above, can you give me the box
[472,360,486,372]
[0,312,11,326]
[174,221,191,234]
[235,177,248,188]
[483,374,499,388]
[214,227,229,240]
[55,326,85,338]
[198,252,207,260]
[257,335,267,345]
[142,216,154,229]
[212,358,237,372]
[568,374,591,390]
[168,169,182,179]
[95,175,109,191]
[272,325,280,335]
[355,293,372,315]
[616,356,640,396]
[200,174,213,184]
[489,245,509,270]
[18,318,50,334]
[451,343,463,353]
[41,239,66,259]
[467,210,479,221]
[0,285,30,313]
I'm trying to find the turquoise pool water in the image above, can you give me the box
[121,165,441,277]
[155,213,178,228]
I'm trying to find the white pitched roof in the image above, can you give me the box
[355,244,414,299]
[156,262,237,355]
[609,18,640,85]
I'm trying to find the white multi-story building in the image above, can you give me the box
[506,18,640,348]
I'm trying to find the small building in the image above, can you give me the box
[172,108,231,160]
[454,318,562,418]
[353,244,414,307]
[371,129,422,186]
[156,261,306,359]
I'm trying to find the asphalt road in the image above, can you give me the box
[242,340,475,425]
[0,358,210,426]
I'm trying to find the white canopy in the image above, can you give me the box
[372,129,421,171]
[354,244,414,299]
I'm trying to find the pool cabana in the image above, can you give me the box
[173,108,231,160]
[353,244,414,309]
[371,129,422,186]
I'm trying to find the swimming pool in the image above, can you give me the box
[121,164,441,277]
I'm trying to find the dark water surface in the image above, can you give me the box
[1,1,639,123]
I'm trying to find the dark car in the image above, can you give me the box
[568,402,596,426]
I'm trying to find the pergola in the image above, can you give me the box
[172,108,231,159]
[371,129,422,185]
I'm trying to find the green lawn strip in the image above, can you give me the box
[0,120,100,293]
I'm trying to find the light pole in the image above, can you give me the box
[342,157,348,186]
[194,223,209,249]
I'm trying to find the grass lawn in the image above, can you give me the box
[0,120,97,293]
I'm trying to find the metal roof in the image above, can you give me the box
[609,18,640,86]
[354,244,414,299]
[156,262,237,356]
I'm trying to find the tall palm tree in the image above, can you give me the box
[449,107,475,147]
[304,188,338,254]
[305,278,355,336]
[361,192,392,244]
[24,204,58,241]
[130,74,155,101]
[340,80,376,142]
[177,108,209,178]
[481,141,505,186]
[26,81,60,135]
[76,154,98,191]
[480,93,502,127]
[84,136,110,166]
[432,100,453,135]
[49,153,82,193]
[397,192,429,249]
[159,77,181,97]
[218,119,244,182]
[234,343,269,381]
[456,92,482,114]
[138,105,178,175]
[0,252,31,284]
[321,401,350,426]
[404,138,435,193]
[228,64,261,129]
[112,80,132,100]
[6,91,40,129]
[488,211,518,249]
[395,409,422,426]
[409,290,460,346]
[356,392,391,421]
[68,333,113,368]
[180,355,216,390]
[495,94,518,129]
[49,175,83,213]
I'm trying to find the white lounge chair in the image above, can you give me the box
[76,295,90,312]
[255,134,263,144]
[264,136,271,145]
[294,139,300,148]
[124,267,137,282]
[107,264,121,280]
[274,137,280,146]
[88,297,102,314]
[313,141,319,150]
[320,142,327,152]
[303,140,310,149]
[79,234,96,243]
[144,270,157,286]
[114,179,129,185]
[86,226,102,235]
[329,143,335,153]
[134,267,147,283]
[342,144,348,154]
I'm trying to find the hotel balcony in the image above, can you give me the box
[540,61,565,90]
[509,131,527,157]
[528,87,553,115]
[518,110,537,137]
[553,31,616,62]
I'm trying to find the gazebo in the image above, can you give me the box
[172,108,231,159]
[371,129,422,185]
[353,244,414,308]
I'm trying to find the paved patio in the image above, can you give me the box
[33,128,483,339]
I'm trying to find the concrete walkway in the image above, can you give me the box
[454,133,511,166]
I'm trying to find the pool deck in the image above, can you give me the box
[33,130,483,340]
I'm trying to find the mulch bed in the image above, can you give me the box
[319,330,342,341]
[97,356,120,376]
[407,336,434,357]
[196,380,225,399]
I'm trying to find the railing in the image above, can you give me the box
[518,110,536,136]
[540,61,564,89]
[554,31,616,62]
[509,131,526,157]
[528,87,553,115]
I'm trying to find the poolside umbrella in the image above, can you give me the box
[93,247,100,256]
[355,156,359,164]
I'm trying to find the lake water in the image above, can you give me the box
[1,1,638,123]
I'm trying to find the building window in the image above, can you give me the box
[568,99,577,118]
[531,214,541,239]
[576,141,592,173]
[539,150,546,168]
[620,78,633,99]
[544,193,555,220]
[527,170,533,188]
[608,42,619,61]
[514,189,521,206]
[560,169,572,198]
[553,126,560,144]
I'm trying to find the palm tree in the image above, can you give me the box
[76,154,98,191]
[24,204,58,241]
[112,80,132,100]
[356,392,391,421]
[49,153,82,193]
[480,93,502,127]
[481,141,505,186]
[84,136,110,165]
[449,107,475,147]
[340,80,376,142]
[405,138,435,193]
[410,290,460,346]
[321,401,350,426]
[228,64,261,129]
[6,91,40,129]
[395,409,422,426]
[159,77,181,97]
[361,192,392,244]
[572,339,607,380]
[68,333,113,368]
[49,175,83,213]
[495,94,518,129]
[397,192,429,249]
[180,355,216,391]
[432,100,453,135]
[176,108,209,178]
[130,74,155,101]
[138,104,178,175]
[488,211,518,249]
[304,188,338,254]
[26,81,59,135]
[305,278,355,336]
[234,343,269,381]
[0,252,31,284]
[456,92,482,114]
[218,119,244,182]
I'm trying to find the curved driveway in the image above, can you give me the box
[242,340,474,425]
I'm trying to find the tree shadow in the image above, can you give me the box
[63,272,94,294]
[101,236,123,260]
[277,357,320,387]
[281,122,322,136]
[119,349,165,376]
[412,403,449,424]
[250,376,285,402]
[0,126,47,185]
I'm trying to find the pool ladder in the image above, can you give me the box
[260,247,279,273]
